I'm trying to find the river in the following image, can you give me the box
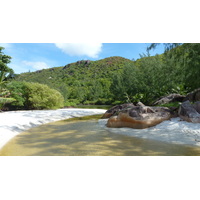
[1,116,200,156]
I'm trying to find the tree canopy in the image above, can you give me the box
[0,46,15,110]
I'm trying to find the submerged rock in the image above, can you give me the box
[178,100,200,123]
[106,104,172,129]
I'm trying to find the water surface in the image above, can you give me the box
[1,117,200,156]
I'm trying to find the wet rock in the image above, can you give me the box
[153,93,185,105]
[178,100,200,123]
[102,103,135,118]
[106,105,171,129]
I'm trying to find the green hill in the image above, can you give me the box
[14,56,134,105]
[13,43,200,107]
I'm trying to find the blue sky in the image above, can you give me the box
[0,43,165,74]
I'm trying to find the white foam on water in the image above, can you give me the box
[0,108,106,150]
[98,118,200,146]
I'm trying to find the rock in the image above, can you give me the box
[63,64,70,70]
[85,60,90,64]
[193,101,200,114]
[35,70,43,73]
[102,103,135,118]
[76,60,90,65]
[178,100,200,123]
[136,102,145,107]
[184,88,200,102]
[106,105,172,129]
[153,93,185,105]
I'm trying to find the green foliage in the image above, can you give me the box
[177,43,200,90]
[6,81,26,108]
[14,56,132,105]
[7,81,64,110]
[12,47,200,107]
[0,46,15,110]
[148,43,200,91]
[0,47,13,87]
[64,99,80,107]
[0,87,16,110]
[0,97,15,110]
[110,55,174,104]
[109,50,194,105]
[0,88,15,110]
[24,82,64,109]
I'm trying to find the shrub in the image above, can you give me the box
[7,81,64,110]
[0,97,15,110]
[6,81,26,109]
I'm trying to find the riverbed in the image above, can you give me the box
[0,108,106,150]
[1,109,200,156]
[1,115,200,156]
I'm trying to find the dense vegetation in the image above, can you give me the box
[14,56,133,106]
[0,47,15,110]
[1,43,200,110]
[6,81,64,110]
[0,47,64,110]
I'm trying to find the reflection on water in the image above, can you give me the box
[1,117,200,156]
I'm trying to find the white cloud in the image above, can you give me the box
[0,43,13,50]
[55,43,102,58]
[22,61,50,70]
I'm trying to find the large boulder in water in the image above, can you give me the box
[106,105,172,129]
[102,103,135,118]
[178,100,200,123]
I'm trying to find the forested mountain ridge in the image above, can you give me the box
[16,56,133,81]
[14,56,135,105]
[11,43,200,107]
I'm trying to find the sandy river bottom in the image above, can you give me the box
[1,116,200,156]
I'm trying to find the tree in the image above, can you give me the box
[148,43,200,91]
[7,81,64,110]
[180,43,200,90]
[0,47,15,110]
[147,43,182,52]
[0,47,13,87]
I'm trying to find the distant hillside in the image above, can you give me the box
[9,44,200,107]
[14,56,134,105]
[16,56,133,80]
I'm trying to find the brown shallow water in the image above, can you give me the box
[1,116,200,156]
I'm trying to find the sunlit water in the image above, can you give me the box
[1,117,200,156]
